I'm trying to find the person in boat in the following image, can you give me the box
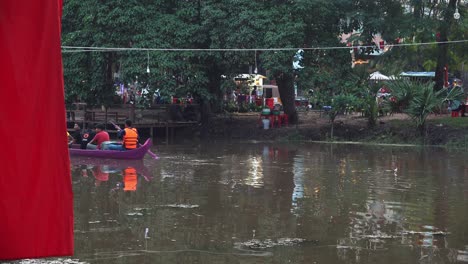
[102,119,139,151]
[71,123,82,145]
[67,131,74,146]
[80,125,96,149]
[87,123,110,150]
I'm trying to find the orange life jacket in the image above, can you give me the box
[123,167,137,192]
[123,128,138,149]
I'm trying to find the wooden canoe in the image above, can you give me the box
[69,138,152,160]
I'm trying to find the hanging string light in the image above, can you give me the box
[146,51,150,73]
[254,50,258,74]
[61,39,468,53]
[454,1,460,20]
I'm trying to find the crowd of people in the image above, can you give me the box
[68,119,140,151]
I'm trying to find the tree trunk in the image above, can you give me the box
[199,99,211,140]
[275,73,298,124]
[434,0,457,91]
[103,52,116,109]
[198,64,223,140]
[207,65,223,113]
[368,98,378,128]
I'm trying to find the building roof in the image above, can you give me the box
[400,72,435,77]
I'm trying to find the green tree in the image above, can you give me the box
[326,94,357,140]
[360,85,381,128]
[388,79,463,139]
[343,0,466,91]
[434,0,459,90]
[62,0,147,107]
[61,0,468,130]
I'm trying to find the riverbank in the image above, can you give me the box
[207,111,468,147]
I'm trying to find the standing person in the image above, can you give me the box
[186,92,193,104]
[251,86,257,103]
[450,99,466,117]
[87,124,110,150]
[104,120,139,151]
[251,86,257,96]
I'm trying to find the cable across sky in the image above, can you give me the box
[61,39,468,53]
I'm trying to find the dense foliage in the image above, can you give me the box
[62,0,467,127]
[387,79,464,137]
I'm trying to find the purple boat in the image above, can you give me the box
[69,138,152,160]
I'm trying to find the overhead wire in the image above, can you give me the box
[61,39,468,53]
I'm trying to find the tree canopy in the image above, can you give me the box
[61,0,467,122]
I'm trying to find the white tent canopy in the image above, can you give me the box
[369,71,390,80]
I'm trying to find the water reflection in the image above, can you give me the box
[246,156,263,188]
[70,157,153,239]
[71,157,153,183]
[9,143,468,264]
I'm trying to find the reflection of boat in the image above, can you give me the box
[70,157,153,181]
[69,139,152,160]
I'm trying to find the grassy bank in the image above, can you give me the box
[209,112,468,149]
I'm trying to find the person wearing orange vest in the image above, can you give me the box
[120,120,139,150]
[105,119,139,151]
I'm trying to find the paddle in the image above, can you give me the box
[146,148,159,160]
[110,120,159,160]
[109,120,120,131]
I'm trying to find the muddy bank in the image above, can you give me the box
[206,111,468,146]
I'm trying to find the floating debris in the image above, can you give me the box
[144,227,150,239]
[401,231,450,236]
[457,249,468,262]
[134,207,151,211]
[156,204,200,209]
[235,238,317,250]
[336,245,362,250]
[360,234,400,239]
[86,220,118,224]
[126,212,144,216]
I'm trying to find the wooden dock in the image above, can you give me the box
[66,104,200,144]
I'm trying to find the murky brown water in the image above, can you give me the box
[8,142,468,263]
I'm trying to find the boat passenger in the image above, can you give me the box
[67,131,74,146]
[120,120,139,150]
[80,126,96,149]
[102,120,139,151]
[71,123,82,145]
[87,123,110,150]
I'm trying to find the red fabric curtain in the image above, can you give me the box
[0,0,74,260]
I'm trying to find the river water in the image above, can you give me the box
[10,142,468,263]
